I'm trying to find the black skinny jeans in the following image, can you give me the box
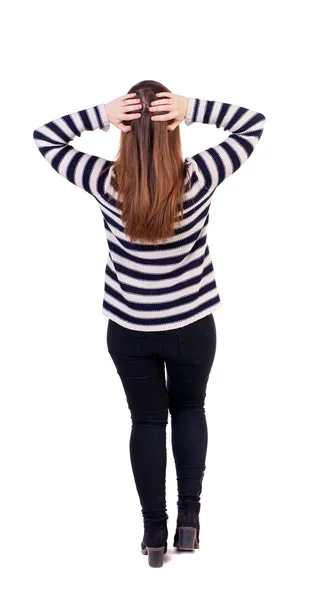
[106,313,217,522]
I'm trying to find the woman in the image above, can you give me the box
[33,80,266,568]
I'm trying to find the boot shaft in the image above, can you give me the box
[142,516,168,548]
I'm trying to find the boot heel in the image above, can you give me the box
[146,546,165,568]
[178,526,197,550]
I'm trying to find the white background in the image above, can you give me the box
[1,0,330,597]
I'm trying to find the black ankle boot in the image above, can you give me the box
[141,516,168,568]
[173,501,201,550]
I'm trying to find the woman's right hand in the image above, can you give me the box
[149,93,189,131]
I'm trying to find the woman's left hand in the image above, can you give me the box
[105,93,142,133]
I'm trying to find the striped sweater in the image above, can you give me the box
[33,97,266,331]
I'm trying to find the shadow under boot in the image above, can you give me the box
[141,515,168,568]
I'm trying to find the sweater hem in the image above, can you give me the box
[101,301,222,332]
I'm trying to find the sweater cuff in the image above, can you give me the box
[98,103,111,132]
[184,97,197,126]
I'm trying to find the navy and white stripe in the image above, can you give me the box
[185,97,266,192]
[33,103,110,196]
[33,97,266,331]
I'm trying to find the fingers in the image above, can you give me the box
[150,111,175,121]
[121,97,142,119]
[115,91,177,127]
[122,93,138,99]
[122,112,142,120]
[166,120,179,130]
[151,89,172,105]
[150,98,172,106]
[119,124,131,132]
[122,98,141,107]
[122,100,142,113]
[155,92,172,98]
[150,115,170,121]
[149,97,173,122]
[121,105,142,114]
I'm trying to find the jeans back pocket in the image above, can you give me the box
[177,314,215,341]
[106,319,145,356]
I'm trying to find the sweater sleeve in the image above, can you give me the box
[32,103,111,197]
[184,97,266,192]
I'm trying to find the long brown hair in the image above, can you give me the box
[100,80,192,245]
